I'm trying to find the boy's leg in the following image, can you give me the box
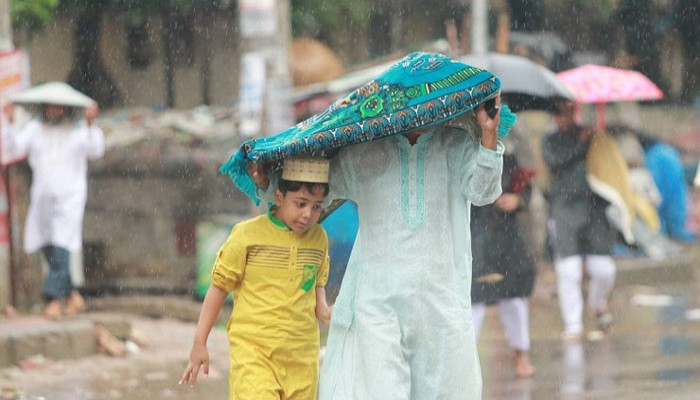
[230,347,282,400]
[280,348,319,400]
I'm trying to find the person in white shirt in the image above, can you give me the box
[2,100,104,319]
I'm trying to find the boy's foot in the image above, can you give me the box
[513,351,535,378]
[43,300,62,320]
[64,292,85,316]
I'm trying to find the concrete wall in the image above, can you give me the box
[81,159,252,294]
[15,12,239,109]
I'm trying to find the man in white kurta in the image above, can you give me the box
[316,108,504,398]
[2,103,104,317]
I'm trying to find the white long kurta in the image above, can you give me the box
[2,119,104,253]
[319,126,504,400]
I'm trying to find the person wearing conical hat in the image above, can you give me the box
[242,52,511,400]
[180,157,333,400]
[1,83,104,320]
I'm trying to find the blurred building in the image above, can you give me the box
[15,12,239,109]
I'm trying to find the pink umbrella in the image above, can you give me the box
[557,64,664,129]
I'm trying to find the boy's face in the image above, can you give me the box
[274,185,326,234]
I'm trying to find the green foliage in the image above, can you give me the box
[56,0,232,15]
[10,0,58,32]
[118,0,233,15]
[11,0,233,31]
[57,0,115,12]
[291,0,371,37]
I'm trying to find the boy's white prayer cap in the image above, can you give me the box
[281,157,329,183]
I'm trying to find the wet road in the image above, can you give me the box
[480,274,700,400]
[0,318,232,400]
[3,264,700,399]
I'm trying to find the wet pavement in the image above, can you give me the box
[479,264,700,400]
[2,258,700,399]
[0,317,231,400]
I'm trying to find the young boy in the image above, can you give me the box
[179,157,333,400]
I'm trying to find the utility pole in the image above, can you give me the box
[0,0,13,311]
[238,0,293,217]
[471,0,488,56]
[238,0,294,140]
[0,0,11,52]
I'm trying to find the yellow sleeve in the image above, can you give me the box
[316,250,330,287]
[211,225,247,292]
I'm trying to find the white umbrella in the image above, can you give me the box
[459,52,573,111]
[10,81,95,108]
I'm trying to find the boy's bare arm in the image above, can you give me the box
[315,287,332,325]
[179,285,228,386]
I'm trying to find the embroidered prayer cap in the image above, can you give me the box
[281,157,330,183]
[221,52,517,204]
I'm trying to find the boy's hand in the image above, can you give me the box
[247,161,269,190]
[316,304,332,325]
[179,343,209,386]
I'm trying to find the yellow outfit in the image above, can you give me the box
[212,211,330,400]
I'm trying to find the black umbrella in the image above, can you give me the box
[459,53,573,112]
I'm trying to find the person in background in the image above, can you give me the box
[2,98,104,319]
[636,133,697,243]
[606,126,683,259]
[471,129,537,378]
[541,100,616,341]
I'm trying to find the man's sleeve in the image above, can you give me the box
[1,119,40,160]
[211,225,247,292]
[83,125,105,159]
[466,142,505,206]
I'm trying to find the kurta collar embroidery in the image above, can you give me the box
[397,130,433,229]
[267,207,291,231]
